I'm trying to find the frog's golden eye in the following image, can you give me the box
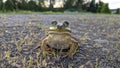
[51,21,57,26]
[62,21,69,28]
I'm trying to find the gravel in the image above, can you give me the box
[0,14,120,68]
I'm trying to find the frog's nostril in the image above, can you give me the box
[57,25,62,29]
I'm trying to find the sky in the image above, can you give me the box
[97,0,120,9]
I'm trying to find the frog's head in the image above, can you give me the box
[49,21,71,32]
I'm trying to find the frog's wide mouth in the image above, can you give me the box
[46,44,70,52]
[48,29,71,33]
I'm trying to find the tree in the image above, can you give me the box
[28,0,38,11]
[74,0,84,10]
[64,0,74,9]
[81,2,89,11]
[18,0,28,10]
[11,0,19,11]
[116,8,120,14]
[4,0,15,11]
[100,3,111,13]
[87,0,97,13]
[0,0,3,10]
[49,0,55,10]
[38,0,43,11]
[97,0,104,13]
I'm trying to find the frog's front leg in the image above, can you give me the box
[41,38,52,58]
[67,42,78,58]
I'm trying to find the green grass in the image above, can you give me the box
[0,10,94,15]
[0,10,119,15]
[0,11,64,14]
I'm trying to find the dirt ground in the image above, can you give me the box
[0,14,120,68]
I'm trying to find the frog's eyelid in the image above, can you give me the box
[51,21,57,26]
[62,21,69,27]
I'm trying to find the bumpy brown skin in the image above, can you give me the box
[40,30,78,58]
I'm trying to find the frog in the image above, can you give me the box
[39,21,79,58]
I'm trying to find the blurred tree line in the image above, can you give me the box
[116,8,120,14]
[0,0,111,13]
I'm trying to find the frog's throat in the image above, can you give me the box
[46,44,70,52]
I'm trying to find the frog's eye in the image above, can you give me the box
[51,21,57,26]
[62,21,69,28]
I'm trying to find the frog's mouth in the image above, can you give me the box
[46,44,70,52]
